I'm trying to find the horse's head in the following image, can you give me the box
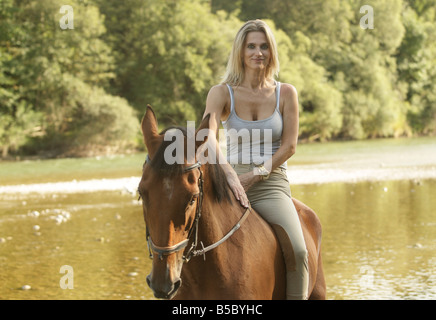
[138,105,211,299]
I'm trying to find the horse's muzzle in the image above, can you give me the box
[146,274,182,299]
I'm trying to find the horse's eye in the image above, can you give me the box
[189,194,199,206]
[138,188,147,203]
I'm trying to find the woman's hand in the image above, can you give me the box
[222,165,250,208]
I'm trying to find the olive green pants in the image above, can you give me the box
[232,164,309,300]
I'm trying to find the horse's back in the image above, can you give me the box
[240,207,287,299]
[292,198,322,250]
[292,198,326,299]
[232,198,325,299]
[234,198,325,299]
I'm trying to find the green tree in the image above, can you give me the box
[0,0,43,156]
[397,1,436,134]
[0,0,139,157]
[97,0,241,125]
[26,75,139,156]
[273,26,343,140]
[3,0,436,158]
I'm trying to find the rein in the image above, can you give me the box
[143,155,251,262]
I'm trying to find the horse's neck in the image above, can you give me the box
[198,199,235,246]
[196,166,237,245]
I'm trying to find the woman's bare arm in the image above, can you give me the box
[202,85,249,208]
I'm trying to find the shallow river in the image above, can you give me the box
[1,137,436,299]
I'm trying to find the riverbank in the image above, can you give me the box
[289,136,436,184]
[1,137,436,193]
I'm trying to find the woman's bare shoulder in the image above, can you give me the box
[279,83,298,115]
[209,84,229,96]
[207,84,230,105]
[206,84,231,120]
[279,82,298,98]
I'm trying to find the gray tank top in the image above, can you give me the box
[221,81,287,169]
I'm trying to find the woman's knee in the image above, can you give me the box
[294,247,308,263]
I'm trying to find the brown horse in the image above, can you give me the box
[138,105,326,299]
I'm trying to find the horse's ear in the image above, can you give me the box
[195,114,211,150]
[141,105,163,158]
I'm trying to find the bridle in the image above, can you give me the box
[143,155,251,263]
[144,155,203,262]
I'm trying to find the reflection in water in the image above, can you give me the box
[1,179,435,299]
[0,192,154,300]
[292,179,436,300]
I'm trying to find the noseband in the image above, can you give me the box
[143,155,251,262]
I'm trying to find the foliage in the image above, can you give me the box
[1,0,435,157]
[24,74,139,157]
[0,0,138,157]
[96,0,241,124]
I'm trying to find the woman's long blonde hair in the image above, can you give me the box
[221,19,280,86]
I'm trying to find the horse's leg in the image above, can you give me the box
[308,249,326,300]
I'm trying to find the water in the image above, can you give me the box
[0,191,153,300]
[1,137,436,299]
[292,179,436,299]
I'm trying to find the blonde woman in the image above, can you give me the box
[202,19,308,300]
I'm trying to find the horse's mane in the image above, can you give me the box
[148,126,232,204]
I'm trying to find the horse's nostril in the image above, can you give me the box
[146,274,182,299]
[146,274,152,288]
[174,278,182,292]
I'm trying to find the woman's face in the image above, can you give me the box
[242,31,270,72]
